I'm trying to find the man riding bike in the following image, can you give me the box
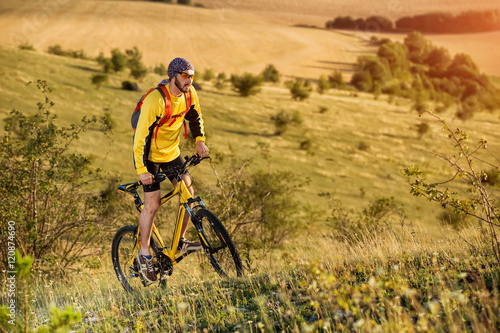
[133,57,209,284]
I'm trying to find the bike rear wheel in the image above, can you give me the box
[111,225,166,292]
[195,209,243,278]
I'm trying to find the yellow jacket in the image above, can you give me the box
[133,84,205,175]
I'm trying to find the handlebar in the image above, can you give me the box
[117,155,209,193]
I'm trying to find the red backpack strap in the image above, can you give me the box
[156,85,172,126]
[154,85,171,149]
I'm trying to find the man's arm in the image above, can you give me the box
[184,88,208,157]
[133,90,163,176]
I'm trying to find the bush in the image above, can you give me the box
[403,112,500,261]
[121,81,140,91]
[47,44,86,59]
[317,74,330,94]
[481,168,500,187]
[0,80,115,275]
[230,72,262,97]
[177,0,191,4]
[271,110,303,135]
[261,64,280,83]
[202,68,215,81]
[18,42,35,51]
[286,78,313,101]
[200,160,310,252]
[96,52,113,73]
[154,63,168,76]
[415,122,430,139]
[328,70,345,89]
[110,48,127,72]
[214,72,227,90]
[125,46,148,81]
[91,74,108,89]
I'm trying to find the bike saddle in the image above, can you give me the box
[118,182,139,193]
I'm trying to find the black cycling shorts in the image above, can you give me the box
[143,155,184,193]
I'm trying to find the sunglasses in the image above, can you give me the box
[178,72,196,80]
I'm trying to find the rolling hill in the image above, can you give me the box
[1,0,500,232]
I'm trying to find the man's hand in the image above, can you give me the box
[139,172,154,185]
[195,141,209,158]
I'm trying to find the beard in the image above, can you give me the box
[175,78,190,93]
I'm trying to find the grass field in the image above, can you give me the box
[2,45,500,233]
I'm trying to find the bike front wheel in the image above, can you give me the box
[195,209,243,278]
[111,225,165,292]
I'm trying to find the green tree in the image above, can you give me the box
[261,64,280,83]
[214,72,227,90]
[91,73,108,89]
[328,70,345,89]
[271,110,303,135]
[110,48,127,72]
[125,46,148,81]
[403,31,433,64]
[154,63,168,76]
[377,41,409,77]
[317,74,330,94]
[286,78,313,101]
[202,68,215,81]
[96,52,113,73]
[230,72,263,97]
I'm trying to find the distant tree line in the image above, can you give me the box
[351,32,500,119]
[326,10,500,34]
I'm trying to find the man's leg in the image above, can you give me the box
[139,190,161,255]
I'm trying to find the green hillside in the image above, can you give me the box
[3,46,500,233]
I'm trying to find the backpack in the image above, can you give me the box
[131,81,192,149]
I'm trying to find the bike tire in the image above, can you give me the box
[195,209,243,278]
[111,225,165,292]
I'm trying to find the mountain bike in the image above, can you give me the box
[111,155,243,292]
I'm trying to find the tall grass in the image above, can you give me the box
[19,225,499,332]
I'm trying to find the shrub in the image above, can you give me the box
[415,122,430,139]
[286,78,313,101]
[214,72,227,90]
[261,64,280,83]
[47,44,86,59]
[18,42,35,51]
[317,74,330,94]
[271,110,303,135]
[0,80,115,274]
[202,68,215,81]
[403,112,500,261]
[328,70,345,89]
[357,141,370,151]
[177,0,191,4]
[318,106,329,113]
[96,52,113,73]
[230,72,262,97]
[200,161,310,251]
[91,73,108,89]
[125,46,148,81]
[121,81,140,91]
[154,63,168,76]
[481,168,500,187]
[110,48,127,72]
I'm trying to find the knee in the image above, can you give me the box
[143,201,159,215]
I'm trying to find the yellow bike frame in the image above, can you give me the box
[128,176,199,267]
